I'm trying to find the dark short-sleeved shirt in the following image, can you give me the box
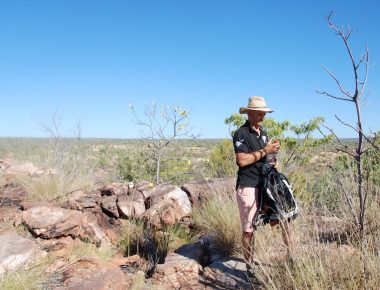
[233,120,268,189]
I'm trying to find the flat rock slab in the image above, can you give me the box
[202,256,252,290]
[0,232,47,274]
[153,251,202,289]
[55,256,132,290]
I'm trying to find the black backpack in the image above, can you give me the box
[254,164,299,227]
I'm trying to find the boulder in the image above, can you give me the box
[143,198,184,229]
[89,211,124,244]
[117,190,146,218]
[149,183,192,216]
[22,206,109,246]
[65,189,101,211]
[0,232,47,274]
[99,183,130,196]
[181,178,236,204]
[100,195,119,218]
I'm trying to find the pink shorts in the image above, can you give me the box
[236,187,259,233]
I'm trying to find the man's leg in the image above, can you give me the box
[236,187,259,264]
[242,231,254,263]
[280,220,293,250]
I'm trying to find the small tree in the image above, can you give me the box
[129,101,197,183]
[317,12,379,243]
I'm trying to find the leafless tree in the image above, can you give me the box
[317,12,379,243]
[130,101,198,183]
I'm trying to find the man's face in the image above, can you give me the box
[247,110,266,126]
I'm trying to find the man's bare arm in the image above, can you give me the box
[236,141,280,167]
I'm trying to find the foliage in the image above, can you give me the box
[224,113,246,137]
[205,139,236,178]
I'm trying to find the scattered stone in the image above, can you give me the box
[0,232,47,274]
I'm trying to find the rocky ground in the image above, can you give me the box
[0,160,353,289]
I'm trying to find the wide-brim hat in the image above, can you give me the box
[239,96,274,114]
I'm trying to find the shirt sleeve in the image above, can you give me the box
[233,130,249,153]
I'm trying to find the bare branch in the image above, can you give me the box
[320,64,353,98]
[358,45,369,98]
[335,115,380,151]
[318,125,356,157]
[316,90,352,102]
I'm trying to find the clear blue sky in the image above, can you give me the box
[0,0,379,138]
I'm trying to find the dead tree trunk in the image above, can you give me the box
[317,11,376,242]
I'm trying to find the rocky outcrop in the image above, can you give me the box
[0,232,47,274]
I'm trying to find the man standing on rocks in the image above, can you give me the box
[233,96,287,274]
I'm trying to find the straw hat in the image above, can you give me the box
[239,96,274,114]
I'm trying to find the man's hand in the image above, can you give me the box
[264,140,280,154]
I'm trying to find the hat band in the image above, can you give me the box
[246,106,270,109]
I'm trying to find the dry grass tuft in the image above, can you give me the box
[192,181,242,255]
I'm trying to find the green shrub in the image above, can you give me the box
[205,139,236,178]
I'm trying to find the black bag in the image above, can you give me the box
[254,164,299,227]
